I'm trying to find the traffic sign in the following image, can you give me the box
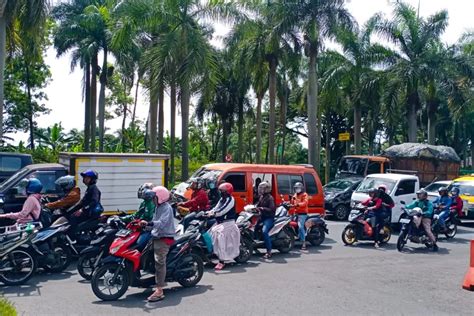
[225,154,233,162]
[338,132,350,141]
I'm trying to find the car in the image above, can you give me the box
[0,153,33,183]
[351,173,420,224]
[424,180,452,201]
[324,178,361,220]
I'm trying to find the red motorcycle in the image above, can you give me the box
[90,220,204,301]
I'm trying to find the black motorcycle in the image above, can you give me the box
[30,223,72,272]
[432,207,459,239]
[341,205,391,246]
[397,206,438,252]
[77,216,125,280]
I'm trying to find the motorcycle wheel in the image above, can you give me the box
[277,228,295,253]
[44,244,71,273]
[341,225,357,245]
[308,226,325,247]
[77,252,98,280]
[397,231,407,252]
[379,226,392,244]
[0,248,37,286]
[445,222,457,239]
[177,253,204,288]
[234,239,253,264]
[91,263,130,301]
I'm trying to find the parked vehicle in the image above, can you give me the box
[425,181,452,201]
[448,175,474,219]
[77,216,125,280]
[351,173,420,224]
[90,220,204,301]
[336,143,461,187]
[397,206,438,252]
[237,204,294,253]
[324,178,361,220]
[0,153,33,183]
[341,205,392,246]
[173,163,325,215]
[0,223,40,285]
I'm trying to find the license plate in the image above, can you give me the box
[116,229,131,237]
[399,218,410,224]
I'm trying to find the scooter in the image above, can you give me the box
[238,205,294,253]
[0,223,41,285]
[397,205,438,252]
[30,223,72,272]
[341,204,391,246]
[77,216,125,280]
[432,206,459,239]
[90,220,204,301]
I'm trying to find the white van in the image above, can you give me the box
[351,173,420,224]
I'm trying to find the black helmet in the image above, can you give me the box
[438,186,448,194]
[138,183,154,199]
[451,187,460,196]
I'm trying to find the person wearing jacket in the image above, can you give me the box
[178,177,209,214]
[362,188,384,247]
[291,182,309,250]
[208,182,240,270]
[0,178,42,225]
[68,170,102,230]
[433,187,452,231]
[405,188,438,251]
[255,182,276,259]
[139,186,175,302]
[377,184,394,220]
[48,176,81,225]
[450,187,464,217]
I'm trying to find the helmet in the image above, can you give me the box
[218,182,234,195]
[438,186,448,194]
[258,181,271,195]
[189,177,204,190]
[152,186,170,204]
[207,177,217,190]
[451,187,460,196]
[416,188,428,199]
[368,188,378,194]
[138,183,154,199]
[26,178,43,194]
[80,170,98,183]
[294,182,304,194]
[142,189,156,201]
[378,184,388,192]
[55,175,76,192]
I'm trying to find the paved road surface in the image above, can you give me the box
[2,221,474,316]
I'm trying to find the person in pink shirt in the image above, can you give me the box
[0,178,43,225]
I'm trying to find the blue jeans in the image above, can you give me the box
[137,231,151,250]
[438,210,450,228]
[261,218,274,252]
[298,214,308,242]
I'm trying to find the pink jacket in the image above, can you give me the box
[0,194,41,224]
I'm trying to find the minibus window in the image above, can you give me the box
[304,173,318,195]
[223,173,246,192]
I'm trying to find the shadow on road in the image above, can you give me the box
[91,284,214,311]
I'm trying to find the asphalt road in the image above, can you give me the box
[2,221,474,316]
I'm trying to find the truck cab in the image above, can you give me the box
[350,173,420,224]
[336,156,390,180]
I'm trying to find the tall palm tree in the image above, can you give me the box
[375,2,449,142]
[0,0,49,145]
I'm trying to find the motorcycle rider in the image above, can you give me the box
[291,182,309,250]
[405,188,438,252]
[361,188,383,248]
[139,186,175,302]
[46,176,81,224]
[207,177,220,208]
[377,184,394,221]
[450,187,464,217]
[0,178,42,225]
[208,182,240,270]
[177,177,209,215]
[254,181,276,259]
[433,187,452,232]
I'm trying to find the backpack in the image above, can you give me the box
[35,208,53,228]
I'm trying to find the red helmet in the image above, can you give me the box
[218,182,234,195]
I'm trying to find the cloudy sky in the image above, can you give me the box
[9,0,474,144]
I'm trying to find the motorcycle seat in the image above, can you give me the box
[171,232,194,248]
[274,216,290,224]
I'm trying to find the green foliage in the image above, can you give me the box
[0,297,17,316]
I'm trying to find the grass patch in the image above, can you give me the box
[0,297,17,316]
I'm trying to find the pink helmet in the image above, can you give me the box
[152,186,170,204]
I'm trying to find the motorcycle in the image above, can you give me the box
[0,223,41,285]
[77,216,125,280]
[237,204,294,253]
[90,220,204,301]
[279,200,328,247]
[341,204,392,246]
[397,205,438,252]
[432,206,459,239]
[30,223,72,272]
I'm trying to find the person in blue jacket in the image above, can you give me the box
[432,187,452,232]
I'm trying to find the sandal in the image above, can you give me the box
[147,290,165,302]
[215,262,225,270]
[263,253,272,259]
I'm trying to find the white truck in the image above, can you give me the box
[351,173,420,224]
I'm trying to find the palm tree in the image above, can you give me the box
[0,0,49,145]
[35,123,72,151]
[282,0,353,170]
[375,2,449,142]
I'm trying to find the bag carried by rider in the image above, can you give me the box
[35,208,53,228]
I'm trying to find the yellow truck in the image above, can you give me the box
[449,175,474,219]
